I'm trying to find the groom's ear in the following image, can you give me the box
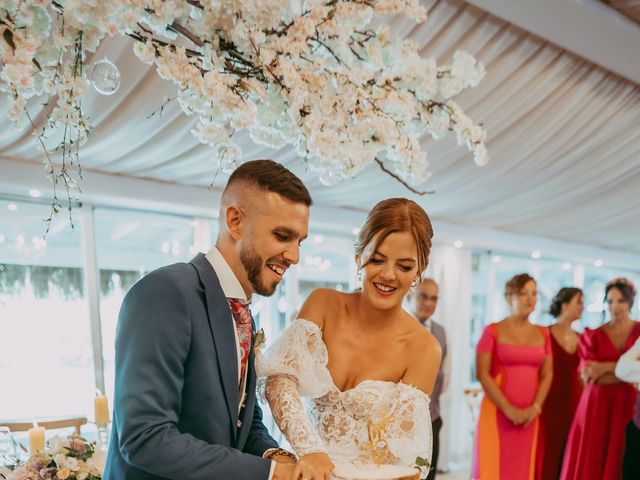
[225,205,245,240]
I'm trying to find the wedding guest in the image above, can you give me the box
[413,278,448,480]
[473,273,552,480]
[561,278,640,480]
[535,288,583,480]
[615,336,640,480]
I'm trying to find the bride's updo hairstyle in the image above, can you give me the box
[354,198,433,278]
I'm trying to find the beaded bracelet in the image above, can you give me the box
[263,448,297,461]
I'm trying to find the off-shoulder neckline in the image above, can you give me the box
[294,318,431,401]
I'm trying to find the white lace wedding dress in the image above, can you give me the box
[256,319,432,477]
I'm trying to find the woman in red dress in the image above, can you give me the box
[535,288,583,480]
[561,278,640,480]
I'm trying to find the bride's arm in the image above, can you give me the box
[261,289,340,479]
[264,374,327,456]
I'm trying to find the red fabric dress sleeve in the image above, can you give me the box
[578,328,597,370]
[477,324,496,354]
[542,326,552,356]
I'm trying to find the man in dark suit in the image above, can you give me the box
[413,278,448,480]
[104,160,311,480]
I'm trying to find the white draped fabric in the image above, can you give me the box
[1,0,639,254]
[603,0,640,23]
[422,245,474,467]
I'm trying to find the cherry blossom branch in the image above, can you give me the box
[374,158,433,196]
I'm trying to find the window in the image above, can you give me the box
[0,199,95,419]
[94,208,198,401]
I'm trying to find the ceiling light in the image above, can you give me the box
[313,234,324,244]
[561,262,572,270]
[531,250,541,259]
[7,204,18,211]
[161,241,170,254]
[491,255,501,264]
[594,259,604,267]
[171,240,181,256]
[453,240,463,249]
[29,189,41,198]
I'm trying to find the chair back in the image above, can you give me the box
[0,416,87,435]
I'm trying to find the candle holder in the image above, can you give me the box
[96,422,110,451]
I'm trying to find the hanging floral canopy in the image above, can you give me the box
[0,0,487,216]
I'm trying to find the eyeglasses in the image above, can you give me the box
[417,294,438,302]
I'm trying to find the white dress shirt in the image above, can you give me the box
[205,247,277,479]
[616,337,640,384]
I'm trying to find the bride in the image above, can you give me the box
[257,198,442,480]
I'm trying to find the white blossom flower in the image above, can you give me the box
[0,0,487,199]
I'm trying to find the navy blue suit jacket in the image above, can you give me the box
[104,253,278,479]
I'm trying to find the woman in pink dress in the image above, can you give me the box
[473,273,553,480]
[535,288,583,480]
[561,278,640,480]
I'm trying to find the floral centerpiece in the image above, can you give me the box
[0,1,487,225]
[3,435,104,480]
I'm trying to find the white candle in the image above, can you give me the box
[28,421,45,454]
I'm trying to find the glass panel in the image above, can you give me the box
[298,233,352,307]
[0,199,94,419]
[94,208,195,402]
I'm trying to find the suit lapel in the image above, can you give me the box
[190,253,238,442]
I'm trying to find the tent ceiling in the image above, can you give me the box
[1,0,639,255]
[602,0,640,24]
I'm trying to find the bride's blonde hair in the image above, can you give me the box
[355,198,433,278]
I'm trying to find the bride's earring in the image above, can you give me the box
[356,269,362,283]
[410,278,418,294]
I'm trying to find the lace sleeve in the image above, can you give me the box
[256,319,334,456]
[264,375,328,456]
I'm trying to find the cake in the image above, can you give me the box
[331,464,421,480]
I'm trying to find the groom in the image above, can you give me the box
[104,160,312,479]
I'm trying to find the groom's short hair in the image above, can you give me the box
[225,159,312,206]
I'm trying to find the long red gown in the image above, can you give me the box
[535,330,582,480]
[560,322,640,480]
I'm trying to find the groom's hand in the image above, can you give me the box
[294,452,334,480]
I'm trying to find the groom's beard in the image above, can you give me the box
[240,243,278,296]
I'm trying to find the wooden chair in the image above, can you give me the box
[0,416,88,435]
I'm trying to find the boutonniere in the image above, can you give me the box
[253,328,266,351]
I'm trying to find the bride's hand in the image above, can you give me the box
[293,452,334,480]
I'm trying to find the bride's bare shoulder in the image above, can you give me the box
[298,288,351,329]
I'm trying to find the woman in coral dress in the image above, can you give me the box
[535,288,584,480]
[561,278,640,480]
[473,273,553,480]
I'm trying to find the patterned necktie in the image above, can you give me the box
[227,298,253,390]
